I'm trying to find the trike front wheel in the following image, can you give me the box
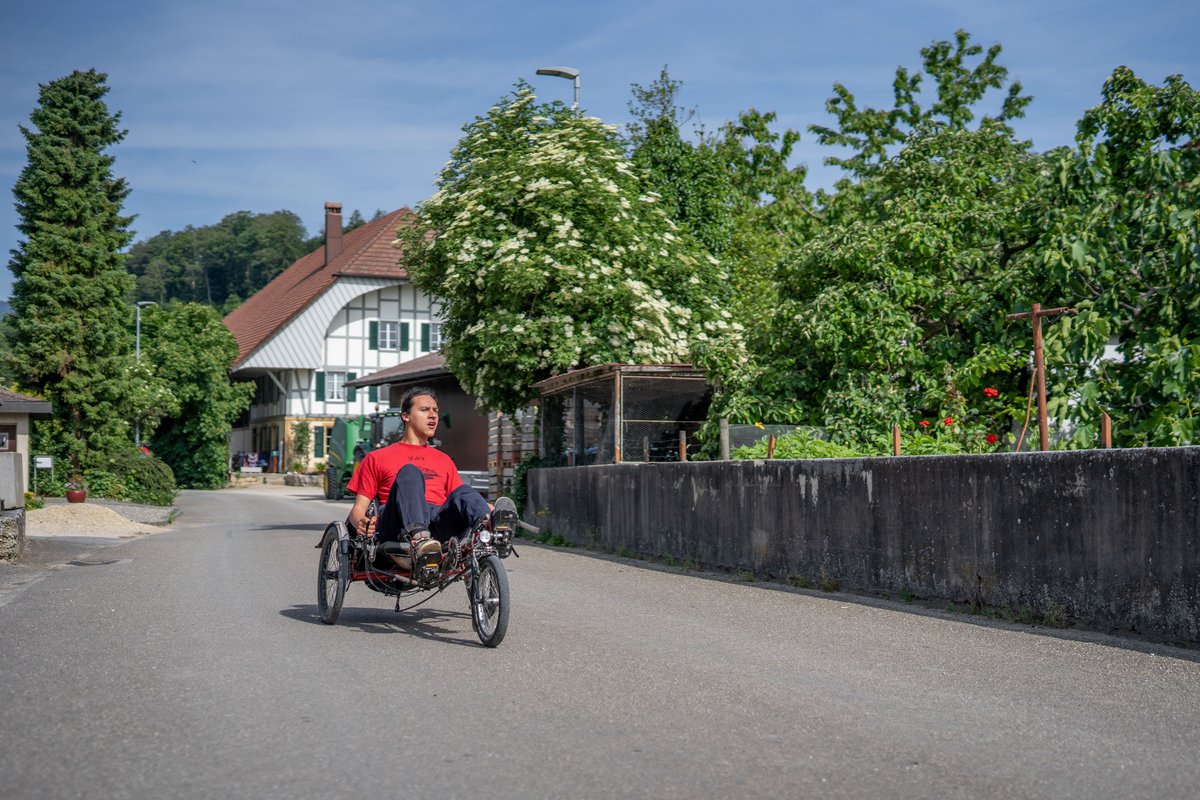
[470,554,510,647]
[317,522,348,624]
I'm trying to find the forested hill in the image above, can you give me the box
[125,207,384,312]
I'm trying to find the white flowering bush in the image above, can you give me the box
[397,84,740,412]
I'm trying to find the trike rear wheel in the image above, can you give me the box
[317,523,348,624]
[470,554,509,647]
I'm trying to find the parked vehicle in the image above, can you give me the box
[322,411,404,500]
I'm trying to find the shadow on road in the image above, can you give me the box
[280,604,481,648]
[249,522,330,533]
[535,540,1200,664]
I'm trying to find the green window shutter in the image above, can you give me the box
[368,385,378,403]
[368,321,379,350]
[421,323,431,352]
[400,323,410,351]
[314,426,325,458]
[347,373,357,403]
[315,372,325,400]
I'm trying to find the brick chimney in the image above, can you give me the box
[324,202,343,264]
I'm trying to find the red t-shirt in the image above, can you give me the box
[347,442,463,507]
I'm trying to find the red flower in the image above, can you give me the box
[986,433,999,444]
[944,417,954,426]
[983,387,999,398]
[919,420,930,428]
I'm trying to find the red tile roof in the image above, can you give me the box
[224,207,414,369]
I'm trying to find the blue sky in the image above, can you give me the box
[1,0,1196,301]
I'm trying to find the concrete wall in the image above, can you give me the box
[526,448,1200,643]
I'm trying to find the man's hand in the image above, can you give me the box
[349,493,377,538]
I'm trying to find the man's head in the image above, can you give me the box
[399,386,438,415]
[399,386,439,443]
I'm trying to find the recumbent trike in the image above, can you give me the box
[315,497,519,647]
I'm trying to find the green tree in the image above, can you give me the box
[7,69,139,470]
[726,121,1048,443]
[291,420,312,469]
[126,210,310,307]
[710,108,819,328]
[398,83,739,413]
[141,302,254,487]
[1039,68,1200,446]
[809,29,1032,178]
[627,67,735,257]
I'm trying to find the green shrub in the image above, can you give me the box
[23,491,43,510]
[88,448,177,506]
[511,453,547,512]
[731,427,864,460]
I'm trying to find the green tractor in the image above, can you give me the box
[322,410,406,500]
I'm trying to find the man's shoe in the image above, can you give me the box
[491,497,519,536]
[414,537,442,561]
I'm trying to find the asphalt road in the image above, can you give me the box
[1,486,1197,799]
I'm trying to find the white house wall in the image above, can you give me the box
[242,278,444,422]
[238,276,396,371]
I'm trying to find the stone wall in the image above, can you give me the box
[526,448,1200,643]
[0,508,26,563]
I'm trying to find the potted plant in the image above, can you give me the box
[65,474,87,503]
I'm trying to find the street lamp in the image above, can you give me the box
[134,301,157,444]
[536,66,580,111]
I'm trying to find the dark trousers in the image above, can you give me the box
[377,464,489,544]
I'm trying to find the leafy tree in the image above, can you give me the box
[398,83,739,413]
[1039,68,1200,446]
[627,67,735,257]
[291,420,312,469]
[809,29,1032,178]
[723,121,1048,443]
[710,108,819,327]
[126,210,310,307]
[140,302,254,487]
[7,69,139,470]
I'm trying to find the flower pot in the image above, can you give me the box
[66,489,87,503]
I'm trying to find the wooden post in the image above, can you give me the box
[1101,412,1112,448]
[767,435,776,460]
[642,436,650,462]
[678,430,687,462]
[1006,303,1076,452]
[893,425,901,456]
[719,418,730,461]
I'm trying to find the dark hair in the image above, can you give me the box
[399,386,438,414]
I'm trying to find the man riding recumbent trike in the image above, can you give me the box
[315,388,519,647]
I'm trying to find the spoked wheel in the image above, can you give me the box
[317,522,348,624]
[470,554,510,647]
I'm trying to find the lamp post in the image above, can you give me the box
[536,66,580,111]
[134,301,157,444]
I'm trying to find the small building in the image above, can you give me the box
[534,364,712,466]
[0,389,53,498]
[223,203,444,473]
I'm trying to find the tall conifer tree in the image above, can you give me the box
[8,69,137,469]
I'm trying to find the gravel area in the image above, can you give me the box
[28,499,175,539]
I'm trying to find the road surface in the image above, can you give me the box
[1,485,1197,799]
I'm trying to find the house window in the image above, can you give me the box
[379,321,398,350]
[325,371,346,401]
[422,322,444,352]
[370,321,409,351]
